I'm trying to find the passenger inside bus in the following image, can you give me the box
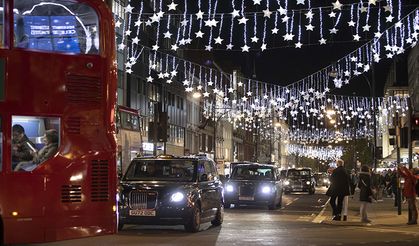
[12,124,36,169]
[14,129,59,172]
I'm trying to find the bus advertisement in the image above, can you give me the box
[0,0,117,244]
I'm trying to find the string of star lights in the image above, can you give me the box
[117,1,417,145]
[121,0,418,52]
[287,144,344,161]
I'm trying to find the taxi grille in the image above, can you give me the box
[239,184,255,196]
[129,191,158,210]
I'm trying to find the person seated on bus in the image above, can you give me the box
[12,124,36,168]
[14,129,59,172]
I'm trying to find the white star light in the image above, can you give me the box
[261,43,267,51]
[181,19,189,26]
[205,19,218,27]
[115,20,122,28]
[319,38,327,44]
[360,6,368,13]
[163,31,172,39]
[278,7,287,16]
[330,28,338,34]
[241,44,250,52]
[134,19,142,27]
[125,4,134,13]
[295,42,302,48]
[306,24,314,31]
[271,28,279,34]
[147,76,153,83]
[251,36,259,43]
[125,30,132,36]
[214,36,224,44]
[283,33,295,41]
[368,0,377,5]
[263,9,273,18]
[374,32,382,38]
[157,11,165,18]
[305,11,314,19]
[205,45,213,51]
[362,24,371,32]
[383,5,392,12]
[386,15,394,22]
[329,12,336,18]
[348,21,356,27]
[132,37,140,44]
[195,30,204,38]
[226,43,234,50]
[332,0,343,10]
[282,16,290,23]
[150,14,161,23]
[171,44,179,51]
[168,2,178,11]
[231,9,240,18]
[238,17,249,25]
[297,0,305,5]
[118,43,125,50]
[196,10,204,20]
[253,0,262,5]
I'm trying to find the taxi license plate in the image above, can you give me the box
[239,196,254,201]
[129,210,156,217]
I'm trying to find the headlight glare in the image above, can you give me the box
[262,186,271,194]
[306,181,311,185]
[284,180,290,186]
[170,192,185,202]
[226,184,234,192]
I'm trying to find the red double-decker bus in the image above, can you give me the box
[0,0,117,244]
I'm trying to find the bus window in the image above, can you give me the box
[13,0,100,54]
[0,0,4,47]
[12,116,60,172]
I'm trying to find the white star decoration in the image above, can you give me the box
[332,0,343,10]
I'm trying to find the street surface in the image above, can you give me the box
[29,188,419,246]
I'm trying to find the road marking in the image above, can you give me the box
[312,197,330,223]
[285,197,299,206]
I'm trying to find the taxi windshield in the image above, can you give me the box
[124,159,196,182]
[288,170,311,178]
[232,166,273,180]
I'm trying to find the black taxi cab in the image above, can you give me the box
[224,163,283,210]
[283,168,316,194]
[117,155,224,232]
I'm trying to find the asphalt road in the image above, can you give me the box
[29,187,419,246]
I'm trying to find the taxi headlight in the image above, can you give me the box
[306,181,311,185]
[323,179,329,183]
[262,186,272,194]
[284,180,290,186]
[170,192,185,202]
[226,184,234,192]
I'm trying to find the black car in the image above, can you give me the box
[118,155,224,232]
[314,172,330,187]
[283,168,316,194]
[224,163,283,210]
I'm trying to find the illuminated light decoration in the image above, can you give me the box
[287,144,344,161]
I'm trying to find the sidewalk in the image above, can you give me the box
[314,191,414,228]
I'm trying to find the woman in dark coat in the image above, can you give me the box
[326,159,351,221]
[358,165,372,223]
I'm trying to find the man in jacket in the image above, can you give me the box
[326,159,351,221]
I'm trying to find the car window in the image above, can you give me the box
[124,159,196,182]
[288,170,310,178]
[13,0,100,54]
[232,166,274,180]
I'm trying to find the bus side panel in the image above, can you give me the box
[3,175,45,244]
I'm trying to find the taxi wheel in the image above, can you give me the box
[185,204,201,233]
[211,203,224,226]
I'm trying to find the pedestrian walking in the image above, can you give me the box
[358,165,373,223]
[326,159,351,221]
[398,165,419,225]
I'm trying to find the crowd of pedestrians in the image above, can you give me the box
[326,159,419,225]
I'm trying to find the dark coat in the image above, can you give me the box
[326,166,351,197]
[358,172,372,203]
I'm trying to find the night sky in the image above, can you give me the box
[179,0,419,98]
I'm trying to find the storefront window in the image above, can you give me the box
[12,116,60,172]
[13,0,99,54]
